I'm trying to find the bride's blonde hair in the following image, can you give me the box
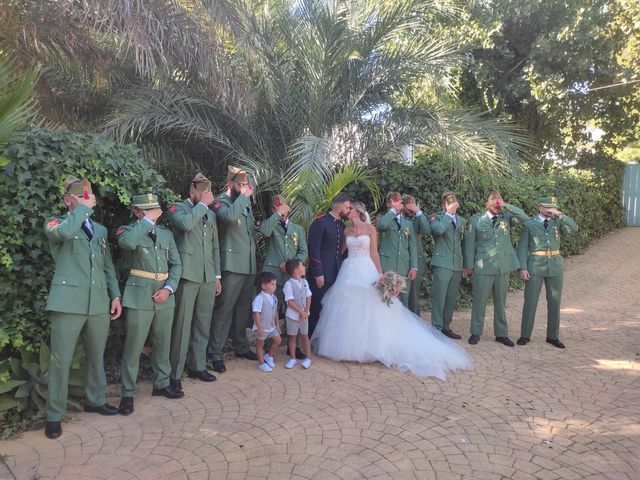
[351,201,371,224]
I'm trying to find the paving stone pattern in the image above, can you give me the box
[1,228,639,480]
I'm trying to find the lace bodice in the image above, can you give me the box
[346,234,371,258]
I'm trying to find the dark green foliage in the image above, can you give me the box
[357,152,624,306]
[0,128,174,431]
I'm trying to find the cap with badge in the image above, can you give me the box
[273,194,286,207]
[132,193,161,210]
[539,196,558,208]
[191,172,212,192]
[64,175,92,197]
[487,190,502,202]
[442,191,457,205]
[227,166,249,184]
[402,194,416,205]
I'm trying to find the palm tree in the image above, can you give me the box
[0,56,38,150]
[105,0,532,204]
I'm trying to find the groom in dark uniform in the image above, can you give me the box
[307,194,351,337]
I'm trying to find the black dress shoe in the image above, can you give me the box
[496,336,515,347]
[546,338,566,349]
[84,403,119,415]
[468,334,480,345]
[212,360,226,373]
[170,378,183,392]
[118,397,134,415]
[442,329,462,340]
[188,369,217,382]
[152,385,185,399]
[235,350,258,361]
[517,337,529,345]
[45,421,62,439]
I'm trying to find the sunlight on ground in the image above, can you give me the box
[592,359,640,371]
[560,308,584,314]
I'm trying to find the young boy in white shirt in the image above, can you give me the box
[283,259,312,369]
[252,272,282,372]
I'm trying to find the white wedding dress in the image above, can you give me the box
[311,235,472,379]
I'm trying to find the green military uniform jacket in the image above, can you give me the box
[376,210,418,276]
[214,194,260,275]
[259,213,308,285]
[429,212,467,271]
[117,219,182,311]
[405,213,431,274]
[44,205,121,315]
[463,205,529,274]
[516,215,578,277]
[167,199,220,283]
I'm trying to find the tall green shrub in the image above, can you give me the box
[357,152,625,305]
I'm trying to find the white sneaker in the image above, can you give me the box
[302,358,312,369]
[264,353,275,368]
[258,362,272,372]
[285,358,297,369]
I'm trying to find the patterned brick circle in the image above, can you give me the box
[2,228,639,480]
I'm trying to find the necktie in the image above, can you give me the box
[491,215,498,227]
[395,216,401,229]
[451,216,457,229]
[280,221,288,233]
[202,213,207,224]
[81,220,93,240]
[543,219,549,229]
[149,230,157,242]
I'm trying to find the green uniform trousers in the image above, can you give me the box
[470,273,509,337]
[121,308,173,396]
[209,272,254,361]
[431,267,462,330]
[521,272,563,340]
[46,312,110,421]
[170,279,216,379]
[407,276,421,315]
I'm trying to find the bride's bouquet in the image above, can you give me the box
[373,272,407,306]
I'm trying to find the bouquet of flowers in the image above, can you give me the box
[373,271,407,306]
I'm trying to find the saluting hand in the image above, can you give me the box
[200,190,215,206]
[75,193,97,209]
[445,201,459,215]
[144,208,163,223]
[240,183,253,197]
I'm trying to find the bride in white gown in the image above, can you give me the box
[311,201,472,379]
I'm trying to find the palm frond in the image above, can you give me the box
[0,58,39,145]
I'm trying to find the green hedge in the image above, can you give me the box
[355,152,625,305]
[0,128,174,433]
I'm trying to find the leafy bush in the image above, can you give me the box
[355,151,625,305]
[0,127,174,432]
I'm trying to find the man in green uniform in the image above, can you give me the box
[401,195,431,316]
[377,191,418,307]
[167,173,220,390]
[516,196,578,348]
[116,194,183,415]
[259,194,308,311]
[428,191,467,339]
[209,166,260,373]
[44,176,122,439]
[463,191,529,346]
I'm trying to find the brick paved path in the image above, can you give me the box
[2,228,639,480]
